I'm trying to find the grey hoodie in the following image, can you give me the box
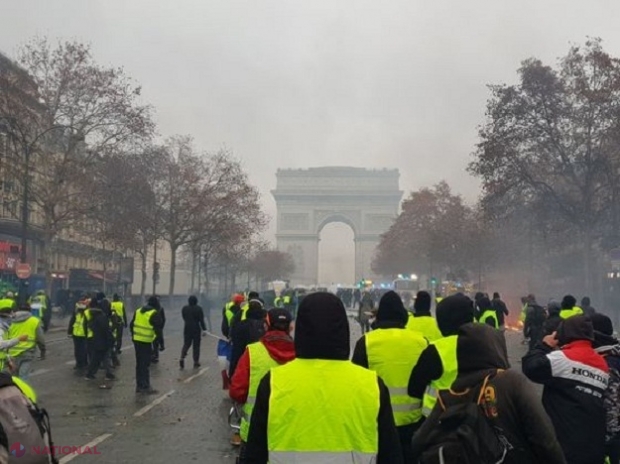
[10,311,45,358]
[0,316,21,351]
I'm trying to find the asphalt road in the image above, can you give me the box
[25,309,530,463]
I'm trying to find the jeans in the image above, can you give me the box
[86,349,113,378]
[13,357,33,380]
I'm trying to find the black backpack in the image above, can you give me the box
[413,372,508,464]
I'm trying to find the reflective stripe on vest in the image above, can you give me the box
[8,316,39,357]
[560,307,584,319]
[73,312,86,337]
[241,303,249,321]
[422,335,458,417]
[111,301,125,318]
[133,309,156,343]
[268,359,379,462]
[225,303,235,325]
[240,342,280,441]
[366,328,427,426]
[406,313,443,342]
[478,310,499,328]
[12,376,37,403]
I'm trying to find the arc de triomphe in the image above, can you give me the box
[272,167,403,285]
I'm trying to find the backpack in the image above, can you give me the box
[0,374,57,464]
[414,372,508,464]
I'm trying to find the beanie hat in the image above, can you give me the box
[233,294,245,304]
[561,295,577,310]
[414,291,431,314]
[376,291,408,326]
[267,308,293,329]
[436,294,475,336]
[147,296,159,308]
[591,313,614,337]
[295,292,349,360]
[557,315,594,346]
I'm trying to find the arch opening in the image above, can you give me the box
[318,221,355,286]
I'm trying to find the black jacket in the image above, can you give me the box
[522,336,609,464]
[181,304,206,334]
[492,297,509,326]
[221,303,240,338]
[413,324,566,464]
[87,308,114,351]
[229,307,266,377]
[242,292,403,464]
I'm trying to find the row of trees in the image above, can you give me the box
[0,38,292,298]
[374,39,620,299]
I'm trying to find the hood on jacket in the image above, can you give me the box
[376,291,407,326]
[547,300,561,316]
[295,292,349,361]
[261,331,296,364]
[557,315,594,346]
[436,294,475,336]
[414,291,431,315]
[12,310,33,322]
[453,323,510,389]
[246,301,266,320]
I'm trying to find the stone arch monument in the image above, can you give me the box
[272,167,403,285]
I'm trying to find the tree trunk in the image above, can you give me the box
[203,253,209,298]
[102,241,107,294]
[190,251,196,294]
[139,250,147,300]
[584,227,593,296]
[169,242,178,305]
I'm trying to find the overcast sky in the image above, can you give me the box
[3,0,620,283]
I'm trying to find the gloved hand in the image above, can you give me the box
[159,344,165,352]
[202,331,207,337]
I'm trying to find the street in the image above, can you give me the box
[29,310,530,464]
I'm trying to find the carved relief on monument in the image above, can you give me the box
[280,213,310,231]
[364,214,394,232]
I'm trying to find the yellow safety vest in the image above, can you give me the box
[274,297,283,308]
[12,376,37,403]
[240,342,280,441]
[7,316,39,357]
[282,296,291,305]
[241,302,249,321]
[422,335,458,417]
[84,309,94,338]
[406,313,443,342]
[225,302,235,326]
[478,310,499,329]
[560,307,584,319]
[519,303,528,322]
[268,359,380,463]
[132,309,156,343]
[366,328,427,426]
[72,312,86,338]
[111,301,125,319]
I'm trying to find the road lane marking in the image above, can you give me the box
[58,433,113,464]
[133,390,175,417]
[183,367,209,384]
[30,368,51,377]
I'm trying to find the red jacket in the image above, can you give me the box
[230,331,296,404]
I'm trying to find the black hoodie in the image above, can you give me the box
[229,302,267,377]
[413,324,566,464]
[242,292,403,464]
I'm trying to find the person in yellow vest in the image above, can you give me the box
[67,301,89,370]
[7,304,46,380]
[352,291,428,463]
[233,291,261,326]
[230,308,295,451]
[408,294,475,418]
[130,296,164,394]
[222,294,245,339]
[476,296,500,329]
[111,293,127,355]
[242,292,403,464]
[559,294,584,319]
[406,291,443,342]
[29,290,50,332]
[0,305,28,373]
[0,291,16,313]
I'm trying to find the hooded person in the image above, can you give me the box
[130,296,164,394]
[523,298,547,350]
[6,304,45,380]
[405,291,443,342]
[412,323,566,464]
[491,291,510,330]
[581,297,597,318]
[222,293,245,338]
[84,298,115,381]
[242,292,403,464]
[229,300,267,379]
[231,308,296,451]
[476,296,499,328]
[408,294,476,417]
[523,315,609,464]
[544,300,562,335]
[352,291,428,462]
[591,313,620,464]
[559,294,583,320]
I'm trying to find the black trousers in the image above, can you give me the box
[73,336,88,369]
[151,339,160,361]
[180,332,201,363]
[134,341,152,390]
[86,348,112,378]
[115,325,124,352]
[398,421,422,464]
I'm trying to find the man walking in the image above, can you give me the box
[131,296,164,394]
[179,295,207,370]
[84,299,115,382]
